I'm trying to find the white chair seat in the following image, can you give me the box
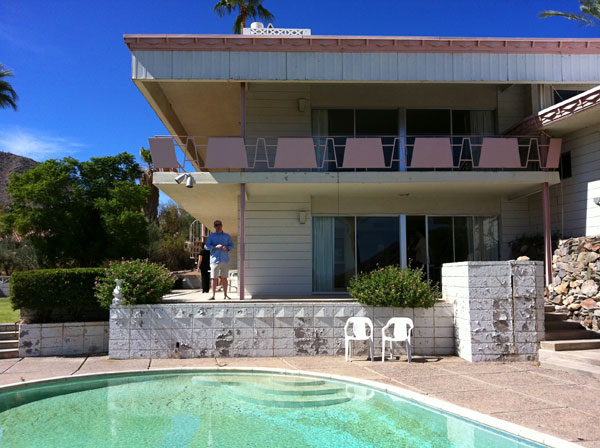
[344,317,374,362]
[228,269,239,292]
[381,317,414,363]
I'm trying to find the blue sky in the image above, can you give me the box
[0,0,598,163]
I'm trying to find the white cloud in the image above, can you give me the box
[0,128,84,161]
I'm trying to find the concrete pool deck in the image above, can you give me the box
[0,355,598,446]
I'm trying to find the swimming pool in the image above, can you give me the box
[0,370,569,447]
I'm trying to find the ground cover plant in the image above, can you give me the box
[348,265,440,307]
[95,259,176,308]
[0,298,19,322]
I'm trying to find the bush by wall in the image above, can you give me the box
[10,268,106,323]
[348,265,440,308]
[95,259,176,308]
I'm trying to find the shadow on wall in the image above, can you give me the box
[510,233,561,261]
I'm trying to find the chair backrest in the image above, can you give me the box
[477,138,522,168]
[345,317,373,339]
[148,137,182,171]
[342,138,386,169]
[273,138,318,169]
[410,138,454,168]
[387,317,414,340]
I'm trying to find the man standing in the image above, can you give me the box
[204,220,234,300]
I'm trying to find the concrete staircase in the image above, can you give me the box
[539,305,600,376]
[0,323,19,359]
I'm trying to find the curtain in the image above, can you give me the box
[469,111,496,135]
[473,216,500,261]
[313,216,335,292]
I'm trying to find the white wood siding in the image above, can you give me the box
[243,196,312,296]
[497,85,531,133]
[500,196,532,259]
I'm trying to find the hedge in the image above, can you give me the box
[10,268,106,323]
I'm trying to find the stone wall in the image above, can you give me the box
[108,302,454,359]
[19,322,109,357]
[443,261,545,362]
[547,236,600,331]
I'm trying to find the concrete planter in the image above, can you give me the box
[19,322,109,357]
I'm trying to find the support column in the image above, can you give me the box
[240,184,246,301]
[542,182,552,285]
[239,82,246,300]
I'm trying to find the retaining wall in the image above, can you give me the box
[19,322,109,357]
[109,302,454,359]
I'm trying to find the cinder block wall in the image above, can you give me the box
[109,302,454,359]
[443,261,545,362]
[19,322,109,357]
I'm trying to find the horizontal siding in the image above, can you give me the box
[500,196,531,259]
[497,85,531,134]
[244,197,312,296]
[134,51,600,83]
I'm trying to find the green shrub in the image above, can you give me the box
[10,268,105,322]
[95,259,176,308]
[348,265,440,308]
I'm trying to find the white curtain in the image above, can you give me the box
[313,216,334,292]
[473,216,500,260]
[469,111,496,135]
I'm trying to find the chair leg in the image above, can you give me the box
[406,340,412,363]
[345,340,349,362]
[381,340,386,363]
[370,339,374,362]
[389,341,394,360]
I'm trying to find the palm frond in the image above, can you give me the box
[233,15,244,34]
[540,0,600,27]
[255,5,275,22]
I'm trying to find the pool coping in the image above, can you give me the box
[0,366,578,448]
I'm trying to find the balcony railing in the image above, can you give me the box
[148,135,561,173]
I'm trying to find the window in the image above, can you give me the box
[553,89,585,105]
[559,152,572,179]
[312,109,399,136]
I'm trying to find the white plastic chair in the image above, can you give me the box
[381,318,414,363]
[228,270,239,292]
[344,317,374,362]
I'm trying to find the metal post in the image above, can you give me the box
[542,182,552,285]
[240,184,246,301]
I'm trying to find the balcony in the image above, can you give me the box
[148,135,561,173]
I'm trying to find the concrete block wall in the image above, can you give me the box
[19,322,109,357]
[109,302,454,359]
[443,261,544,362]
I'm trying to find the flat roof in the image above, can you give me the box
[124,34,600,54]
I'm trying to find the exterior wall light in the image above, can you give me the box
[174,173,193,188]
[594,197,600,207]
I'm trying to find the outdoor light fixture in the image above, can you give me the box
[174,173,194,188]
[594,197,600,207]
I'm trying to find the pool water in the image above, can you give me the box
[0,371,547,448]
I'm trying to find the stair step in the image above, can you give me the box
[228,385,351,408]
[0,348,19,359]
[545,305,556,313]
[539,351,600,377]
[545,320,586,331]
[540,339,600,351]
[0,331,18,341]
[544,312,569,322]
[0,324,18,332]
[0,340,18,349]
[540,348,600,366]
[544,330,600,341]
[251,382,344,396]
[270,377,326,387]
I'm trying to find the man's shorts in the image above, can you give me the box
[210,262,230,279]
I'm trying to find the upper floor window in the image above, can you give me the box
[553,89,585,105]
[406,109,495,135]
[312,109,398,136]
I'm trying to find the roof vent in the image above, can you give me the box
[243,24,311,36]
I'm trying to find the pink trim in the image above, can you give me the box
[410,138,454,168]
[274,138,317,169]
[509,86,600,134]
[148,137,183,171]
[542,139,562,169]
[125,34,600,55]
[342,138,386,169]
[478,138,522,169]
[240,183,245,301]
[205,138,249,169]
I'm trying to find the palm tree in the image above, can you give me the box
[0,64,18,111]
[139,147,159,221]
[213,0,275,34]
[540,0,600,28]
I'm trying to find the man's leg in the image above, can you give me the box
[210,278,218,299]
[222,277,228,299]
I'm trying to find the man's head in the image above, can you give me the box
[214,220,223,233]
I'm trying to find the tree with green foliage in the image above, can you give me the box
[148,204,195,271]
[1,153,149,267]
[140,146,159,221]
[213,0,275,34]
[0,63,18,111]
[540,0,600,28]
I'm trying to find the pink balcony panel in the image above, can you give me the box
[148,137,183,171]
[410,138,454,168]
[342,138,386,169]
[541,138,562,169]
[205,137,249,169]
[273,138,318,169]
[478,138,522,168]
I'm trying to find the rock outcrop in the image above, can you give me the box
[0,151,38,208]
[547,236,600,331]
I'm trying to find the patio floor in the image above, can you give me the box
[0,355,598,446]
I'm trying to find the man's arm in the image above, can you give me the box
[204,235,214,251]
[226,234,234,251]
